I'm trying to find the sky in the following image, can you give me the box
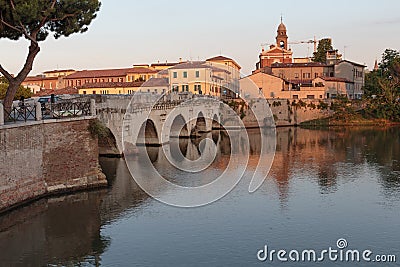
[0,0,399,76]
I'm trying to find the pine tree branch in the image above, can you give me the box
[0,64,14,82]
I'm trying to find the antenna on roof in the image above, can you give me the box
[280,13,283,23]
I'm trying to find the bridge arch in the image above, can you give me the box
[195,111,207,133]
[98,126,120,156]
[137,119,159,145]
[212,113,220,129]
[170,114,189,138]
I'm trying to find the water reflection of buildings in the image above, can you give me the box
[0,127,399,265]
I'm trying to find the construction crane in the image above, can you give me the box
[288,37,318,53]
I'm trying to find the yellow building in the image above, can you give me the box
[165,61,235,97]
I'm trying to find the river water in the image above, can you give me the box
[0,127,399,266]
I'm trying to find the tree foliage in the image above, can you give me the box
[0,77,32,100]
[364,49,400,121]
[0,0,101,110]
[312,38,333,63]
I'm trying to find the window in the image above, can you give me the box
[314,73,319,78]
[319,95,323,99]
[173,72,177,78]
[83,91,87,94]
[302,73,311,79]
[195,71,200,78]
[293,95,299,99]
[172,85,179,92]
[93,91,96,94]
[194,84,201,93]
[307,95,315,99]
[294,73,299,79]
[182,85,189,92]
[183,71,187,78]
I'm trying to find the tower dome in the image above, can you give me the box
[276,18,288,50]
[278,22,287,32]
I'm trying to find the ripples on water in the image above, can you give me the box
[0,127,399,266]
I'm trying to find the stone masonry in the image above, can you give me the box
[0,118,107,213]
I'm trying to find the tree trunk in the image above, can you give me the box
[2,41,40,113]
[3,81,20,113]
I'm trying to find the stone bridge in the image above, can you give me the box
[95,94,221,155]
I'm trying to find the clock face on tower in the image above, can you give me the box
[280,40,285,49]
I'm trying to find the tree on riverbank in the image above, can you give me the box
[0,0,101,111]
[364,49,400,121]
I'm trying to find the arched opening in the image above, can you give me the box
[98,127,121,157]
[212,114,220,129]
[137,119,159,146]
[195,112,207,133]
[170,114,189,138]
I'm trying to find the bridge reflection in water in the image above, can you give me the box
[0,127,399,266]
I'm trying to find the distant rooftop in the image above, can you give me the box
[271,62,330,68]
[43,69,75,74]
[66,67,157,79]
[76,81,144,89]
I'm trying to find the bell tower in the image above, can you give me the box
[276,16,288,50]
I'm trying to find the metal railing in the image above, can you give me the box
[1,99,93,125]
[4,104,37,123]
[42,101,91,119]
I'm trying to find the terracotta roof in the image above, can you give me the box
[286,79,313,84]
[34,87,78,96]
[271,62,328,68]
[66,67,157,79]
[169,61,208,69]
[206,55,233,61]
[206,55,241,69]
[150,62,178,67]
[141,78,169,87]
[337,60,367,67]
[169,61,231,73]
[77,81,144,89]
[43,69,75,74]
[24,76,59,82]
[319,76,352,83]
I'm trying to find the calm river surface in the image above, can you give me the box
[0,127,399,266]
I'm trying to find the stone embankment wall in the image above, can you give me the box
[0,118,107,213]
[238,99,333,127]
[269,99,333,126]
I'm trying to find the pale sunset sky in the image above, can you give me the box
[0,0,399,76]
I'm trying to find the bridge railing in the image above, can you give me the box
[3,104,37,123]
[1,99,94,125]
[42,101,91,119]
